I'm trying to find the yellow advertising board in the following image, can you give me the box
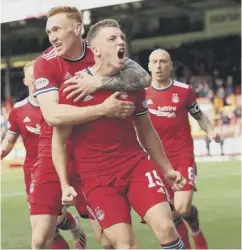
[205,7,241,34]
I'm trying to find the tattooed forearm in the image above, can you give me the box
[100,58,151,91]
[196,112,214,134]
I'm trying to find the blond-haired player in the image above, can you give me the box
[1,61,86,249]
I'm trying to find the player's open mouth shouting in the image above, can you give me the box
[117,47,126,62]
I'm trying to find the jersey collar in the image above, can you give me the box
[151,79,173,91]
[62,40,87,62]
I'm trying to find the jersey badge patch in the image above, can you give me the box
[35,78,49,89]
[171,93,179,103]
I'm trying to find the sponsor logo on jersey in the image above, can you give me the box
[95,207,105,221]
[149,106,176,118]
[158,106,176,112]
[35,78,49,89]
[26,124,41,134]
[171,93,179,103]
[83,95,94,102]
[23,116,31,123]
[120,92,128,100]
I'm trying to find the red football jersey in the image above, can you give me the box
[58,69,148,179]
[146,80,199,158]
[7,97,41,168]
[33,41,94,158]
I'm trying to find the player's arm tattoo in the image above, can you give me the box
[195,111,214,134]
[192,110,203,120]
[100,58,151,91]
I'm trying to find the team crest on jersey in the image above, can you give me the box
[95,207,105,221]
[171,93,179,103]
[120,92,128,100]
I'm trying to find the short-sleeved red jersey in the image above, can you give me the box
[7,97,41,167]
[59,68,148,179]
[33,41,94,158]
[146,79,199,158]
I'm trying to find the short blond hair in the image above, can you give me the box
[23,60,35,74]
[87,19,120,46]
[47,6,82,23]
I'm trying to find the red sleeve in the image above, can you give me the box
[7,109,20,135]
[58,84,76,105]
[34,56,60,97]
[186,86,201,116]
[134,89,149,116]
[186,87,197,107]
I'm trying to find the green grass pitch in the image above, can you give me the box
[1,160,241,249]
